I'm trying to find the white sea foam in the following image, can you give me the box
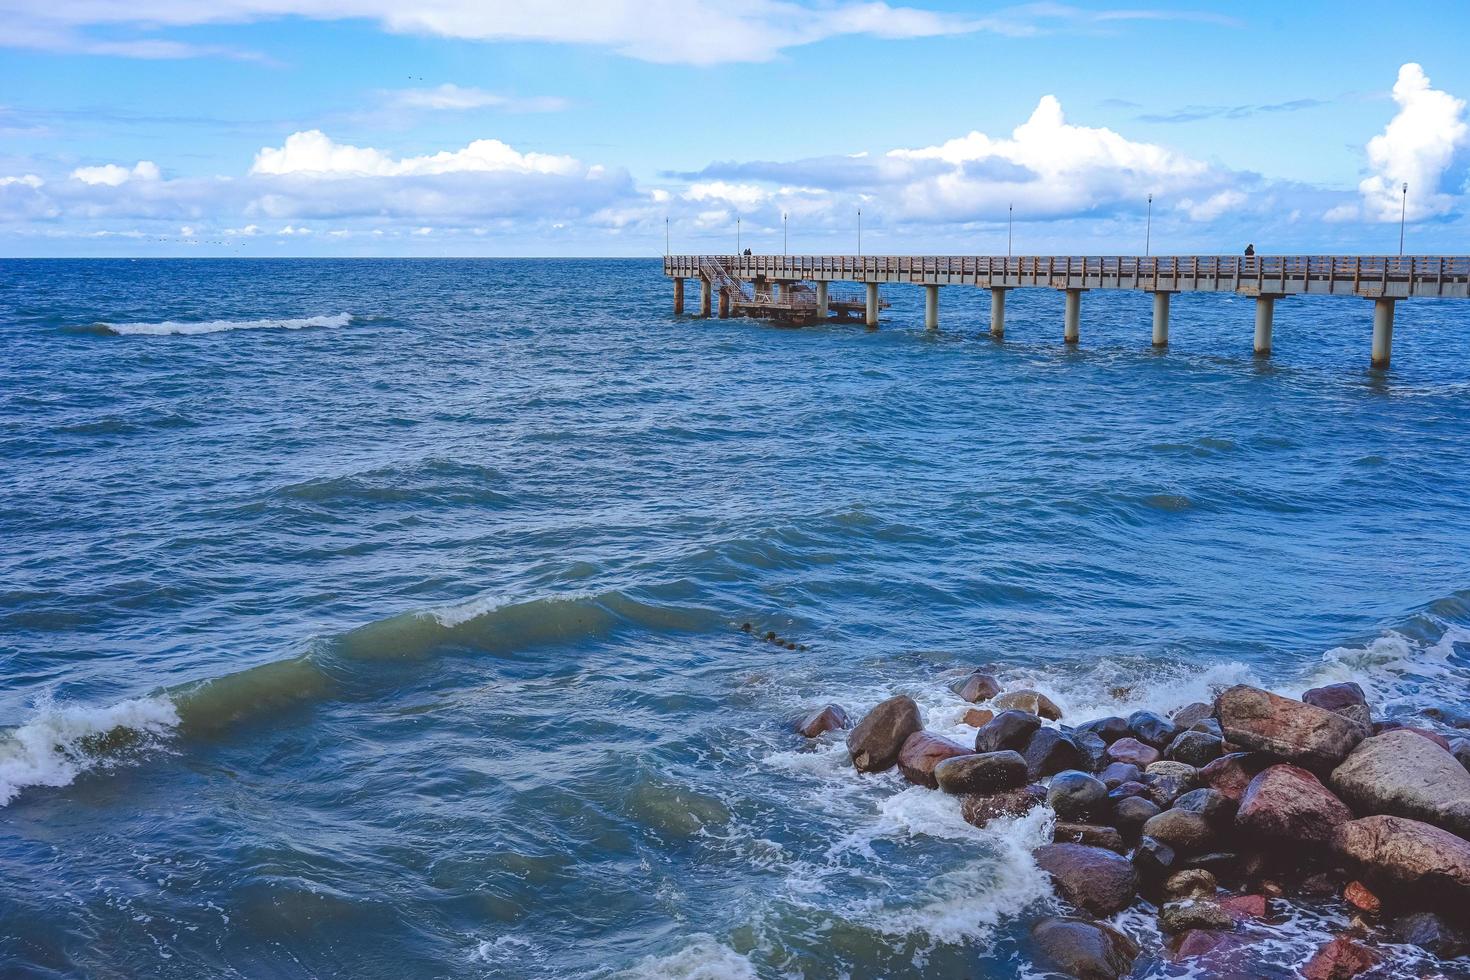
[612,935,759,980]
[100,312,352,336]
[1303,625,1470,716]
[430,592,512,629]
[0,694,180,807]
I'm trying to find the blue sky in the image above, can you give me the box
[2,1,1468,256]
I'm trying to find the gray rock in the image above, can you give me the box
[1112,796,1161,840]
[952,670,1001,704]
[1072,730,1108,773]
[974,709,1041,754]
[1334,703,1374,736]
[1033,843,1139,917]
[1216,685,1363,773]
[1387,911,1470,959]
[1450,737,1470,774]
[1142,808,1216,856]
[1099,761,1141,789]
[1133,835,1176,882]
[934,750,1028,794]
[1330,729,1470,838]
[1333,814,1470,906]
[1142,761,1198,808]
[1128,710,1182,750]
[1047,770,1110,822]
[1031,916,1139,980]
[1022,728,1083,779]
[1172,788,1237,828]
[1189,718,1223,738]
[1171,702,1214,729]
[1163,868,1217,902]
[1053,822,1126,853]
[846,695,923,772]
[1159,899,1233,934]
[1076,716,1130,744]
[1166,730,1224,768]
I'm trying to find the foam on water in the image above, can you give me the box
[98,312,352,335]
[612,935,759,979]
[0,694,179,807]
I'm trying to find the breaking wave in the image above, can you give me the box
[96,312,353,336]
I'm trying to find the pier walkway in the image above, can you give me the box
[664,254,1470,368]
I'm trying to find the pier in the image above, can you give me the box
[664,254,1470,368]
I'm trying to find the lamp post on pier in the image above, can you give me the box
[783,212,788,256]
[736,216,741,255]
[1007,203,1013,258]
[664,217,668,257]
[1399,182,1408,256]
[857,208,862,257]
[1145,193,1153,257]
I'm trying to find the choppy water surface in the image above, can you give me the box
[3,258,1470,978]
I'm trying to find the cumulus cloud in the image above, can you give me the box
[71,160,161,186]
[0,174,44,187]
[250,130,585,178]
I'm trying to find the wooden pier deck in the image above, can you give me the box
[664,254,1470,368]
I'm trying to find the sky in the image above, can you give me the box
[2,1,1469,257]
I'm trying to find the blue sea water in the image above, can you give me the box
[2,257,1470,978]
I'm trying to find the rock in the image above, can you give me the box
[1142,761,1198,808]
[1047,770,1110,822]
[1076,716,1130,744]
[1098,762,1141,789]
[1172,702,1214,729]
[847,695,923,773]
[1159,899,1233,934]
[1021,728,1083,779]
[1301,935,1379,980]
[1030,916,1139,980]
[952,671,1001,703]
[1133,836,1176,883]
[1169,929,1245,963]
[1142,809,1216,856]
[1198,751,1273,803]
[1164,869,1217,901]
[1237,764,1352,848]
[1113,796,1162,840]
[1218,894,1267,922]
[974,710,1041,754]
[1071,730,1108,773]
[1128,710,1182,750]
[1106,737,1160,768]
[1332,814,1470,905]
[1182,852,1247,885]
[1329,729,1470,838]
[1297,871,1341,897]
[896,732,973,788]
[993,689,1063,721]
[1387,910,1470,959]
[1033,843,1139,917]
[1053,823,1126,854]
[1165,730,1224,768]
[1215,685,1363,773]
[794,704,850,738]
[1423,704,1470,729]
[934,750,1028,794]
[1301,682,1367,713]
[1342,880,1380,915]
[1402,726,1453,751]
[1172,788,1237,828]
[1333,703,1373,736]
[961,786,1046,827]
[1108,782,1149,806]
[1189,717,1223,739]
[962,708,994,728]
[1451,737,1470,773]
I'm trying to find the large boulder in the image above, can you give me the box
[1033,843,1139,917]
[1030,916,1139,980]
[1022,728,1083,779]
[952,671,1001,703]
[1236,764,1352,848]
[1198,751,1273,802]
[1128,710,1181,750]
[1047,771,1110,822]
[1215,686,1362,772]
[993,689,1063,720]
[974,710,1041,754]
[896,732,972,788]
[1332,814,1470,906]
[794,704,850,738]
[934,750,1028,794]
[961,785,1046,827]
[1329,729,1470,838]
[846,696,923,773]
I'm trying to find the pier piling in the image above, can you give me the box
[1254,296,1275,357]
[865,283,880,328]
[990,288,1006,339]
[699,277,711,318]
[1063,289,1083,344]
[924,285,939,330]
[1152,292,1171,348]
[1372,298,1395,369]
[673,278,684,316]
[816,282,829,319]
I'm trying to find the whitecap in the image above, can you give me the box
[99,312,352,336]
[612,935,759,980]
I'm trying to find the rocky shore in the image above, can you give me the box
[794,675,1470,978]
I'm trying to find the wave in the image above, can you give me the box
[95,312,353,336]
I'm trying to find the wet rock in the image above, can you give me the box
[974,710,1041,754]
[993,689,1063,721]
[1301,682,1367,713]
[1106,737,1160,768]
[1021,728,1083,779]
[1112,796,1162,841]
[961,785,1046,827]
[1451,737,1470,773]
[847,695,923,773]
[1169,929,1245,963]
[1163,868,1217,902]
[1071,730,1108,773]
[1142,809,1217,856]
[1218,894,1267,922]
[1033,843,1139,917]
[1342,880,1380,915]
[794,704,850,738]
[1198,751,1273,803]
[1297,871,1341,897]
[1053,822,1126,854]
[952,670,1001,703]
[1172,788,1237,828]
[1098,762,1141,789]
[1189,717,1223,739]
[896,731,972,788]
[1133,836,1177,883]
[1076,716,1130,744]
[1166,730,1224,768]
[1333,703,1373,736]
[1048,770,1110,822]
[1387,910,1470,959]
[962,707,994,728]
[1301,935,1379,980]
[1333,815,1470,905]
[1159,898,1233,934]
[1423,704,1470,729]
[1329,729,1470,837]
[1142,761,1198,808]
[1237,764,1352,848]
[934,750,1027,794]
[1216,685,1363,773]
[1181,851,1247,885]
[1030,916,1139,980]
[1128,710,1182,750]
[1172,702,1214,729]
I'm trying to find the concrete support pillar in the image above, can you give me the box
[1063,289,1082,344]
[1372,297,1395,369]
[989,288,1006,339]
[718,288,730,319]
[699,277,711,318]
[924,284,939,330]
[1254,296,1275,357]
[816,281,829,319]
[1151,291,1171,348]
[770,280,781,302]
[865,282,880,328]
[673,278,685,316]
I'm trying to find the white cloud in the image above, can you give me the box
[71,160,160,186]
[224,224,261,235]
[250,129,584,178]
[383,84,566,113]
[278,224,311,235]
[1179,189,1247,222]
[0,174,43,187]
[1347,63,1469,222]
[412,226,432,235]
[179,224,195,236]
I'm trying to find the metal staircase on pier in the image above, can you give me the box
[697,256,751,304]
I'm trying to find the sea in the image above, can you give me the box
[2,257,1469,978]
